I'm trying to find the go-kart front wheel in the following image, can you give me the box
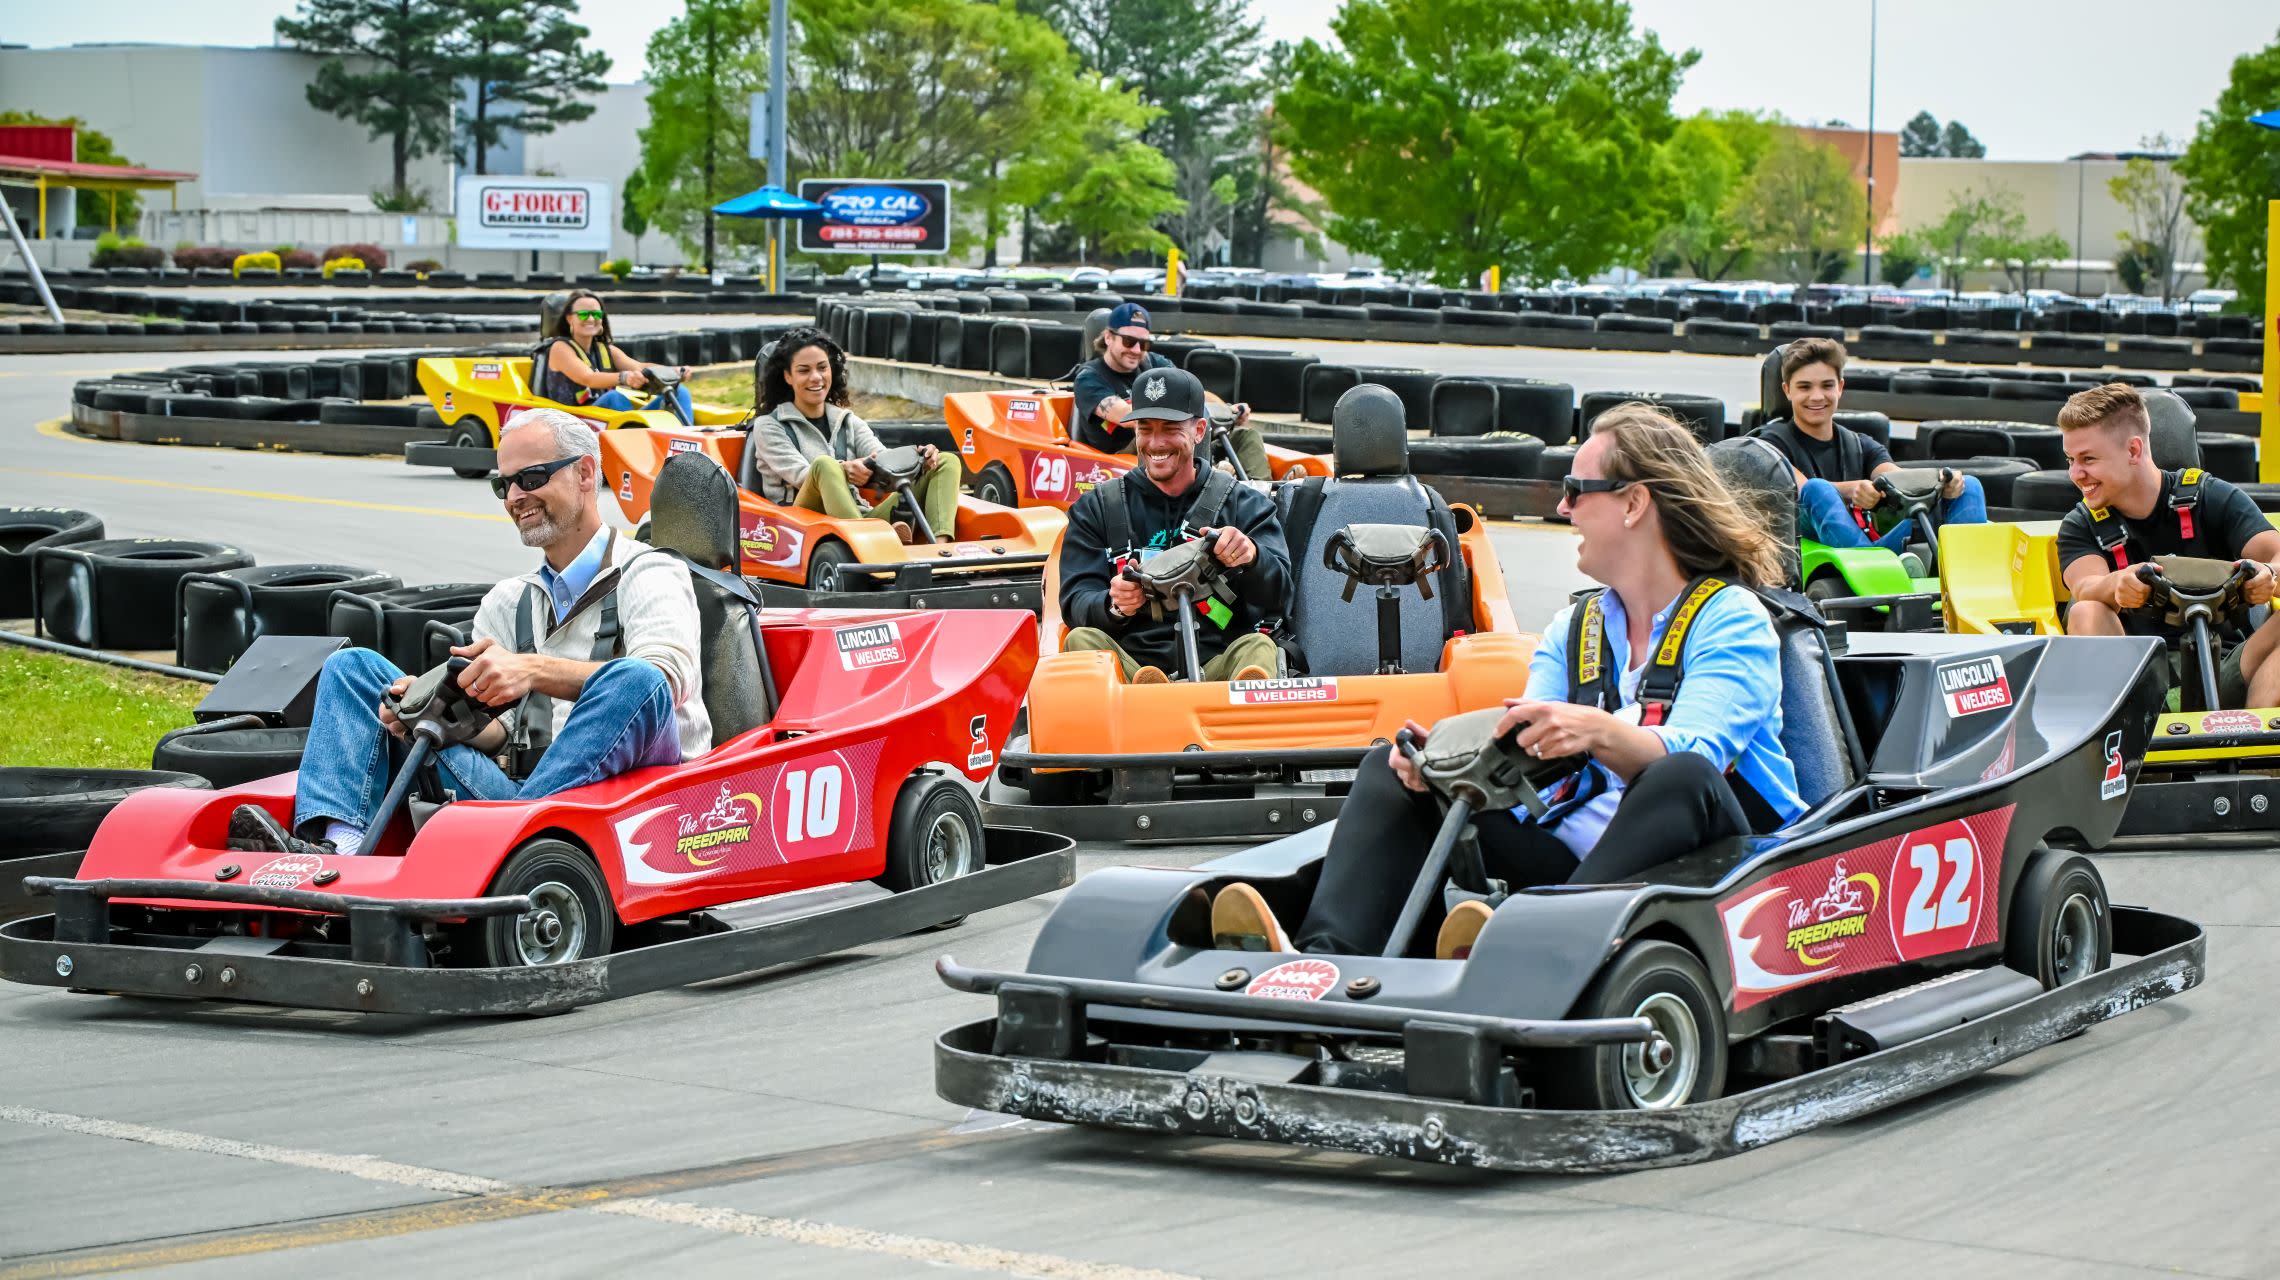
[478,838,616,967]
[2005,848,2111,990]
[806,540,856,591]
[446,422,490,480]
[971,462,1018,508]
[881,774,985,929]
[1540,941,1726,1111]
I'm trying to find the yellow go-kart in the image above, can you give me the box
[405,357,745,478]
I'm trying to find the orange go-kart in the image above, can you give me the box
[602,424,1065,612]
[982,406,1532,841]
[945,388,1334,510]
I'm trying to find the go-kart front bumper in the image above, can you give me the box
[0,828,1073,1017]
[934,907,2205,1172]
[987,745,1364,842]
[404,441,494,473]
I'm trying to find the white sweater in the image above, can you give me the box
[468,531,713,763]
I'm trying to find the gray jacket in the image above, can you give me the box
[749,401,883,504]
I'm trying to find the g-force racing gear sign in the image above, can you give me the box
[1057,463,1293,674]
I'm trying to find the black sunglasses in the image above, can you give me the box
[1112,331,1153,351]
[1561,475,1633,504]
[491,454,583,499]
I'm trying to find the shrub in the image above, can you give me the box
[322,242,388,269]
[91,233,165,270]
[405,258,443,274]
[321,256,368,278]
[232,251,282,276]
[172,245,236,270]
[599,258,633,279]
[279,249,320,271]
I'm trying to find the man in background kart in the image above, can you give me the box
[2056,382,2280,706]
[1073,302,1270,479]
[1058,366,1290,685]
[1752,338,1986,564]
[229,408,710,856]
[536,292,695,419]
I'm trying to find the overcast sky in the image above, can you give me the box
[11,1,2276,161]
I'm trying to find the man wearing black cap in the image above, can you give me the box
[1059,365,1291,685]
[1073,301,1271,479]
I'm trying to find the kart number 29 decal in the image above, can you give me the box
[613,738,885,886]
[1718,805,2010,1009]
[1021,449,1124,503]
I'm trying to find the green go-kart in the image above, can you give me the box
[1797,466,1954,633]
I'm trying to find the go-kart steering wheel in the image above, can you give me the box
[2136,555,2260,713]
[1203,404,1252,483]
[1379,707,1587,960]
[368,656,513,842]
[864,445,940,544]
[636,366,695,426]
[1119,538,1230,682]
[1871,467,1956,576]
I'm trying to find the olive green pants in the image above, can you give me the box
[793,453,961,537]
[1065,626,1281,682]
[1215,425,1271,481]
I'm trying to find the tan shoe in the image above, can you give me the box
[1232,664,1271,682]
[1131,665,1170,686]
[891,520,915,545]
[1436,899,1493,961]
[1212,883,1292,953]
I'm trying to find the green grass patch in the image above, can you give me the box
[0,645,204,769]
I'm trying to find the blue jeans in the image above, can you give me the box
[591,385,695,421]
[1798,476,1987,551]
[293,648,682,840]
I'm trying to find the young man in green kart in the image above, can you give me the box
[2056,382,2280,707]
[1753,339,1987,583]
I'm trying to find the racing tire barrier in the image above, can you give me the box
[1831,411,1892,452]
[2196,432,2256,484]
[1229,353,1319,415]
[33,538,253,652]
[151,722,311,789]
[1027,324,1083,382]
[2011,470,2079,515]
[1579,391,1727,444]
[1409,434,1544,479]
[1909,457,2037,506]
[0,768,211,857]
[0,507,103,618]
[989,323,1031,380]
[1301,365,1362,424]
[177,564,402,675]
[1353,368,1440,429]
[1475,377,1578,445]
[1914,421,2020,462]
[1186,350,1240,403]
[326,582,492,674]
[1428,379,1499,437]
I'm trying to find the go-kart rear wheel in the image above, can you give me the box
[446,422,490,479]
[806,540,857,591]
[2005,848,2110,990]
[1539,941,1725,1111]
[1804,575,1853,606]
[972,462,1018,508]
[478,838,615,968]
[880,773,985,928]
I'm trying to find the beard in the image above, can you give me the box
[514,506,565,548]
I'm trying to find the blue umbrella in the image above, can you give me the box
[712,184,825,218]
[2249,108,2280,131]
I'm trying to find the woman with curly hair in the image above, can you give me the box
[745,326,959,543]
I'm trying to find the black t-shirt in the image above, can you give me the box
[1757,418,1891,483]
[2055,470,2270,573]
[1070,352,1174,454]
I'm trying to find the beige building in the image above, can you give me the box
[1889,155,2204,295]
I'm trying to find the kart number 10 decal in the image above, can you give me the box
[613,738,885,887]
[780,765,843,843]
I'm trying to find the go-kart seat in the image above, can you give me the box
[1275,383,1471,675]
[2145,388,2199,470]
[647,451,779,745]
[1764,592,1865,816]
[1708,436,1803,589]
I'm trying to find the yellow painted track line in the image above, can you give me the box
[0,465,506,524]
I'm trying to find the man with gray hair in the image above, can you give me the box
[230,407,710,856]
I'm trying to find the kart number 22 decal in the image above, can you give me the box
[1718,806,2010,1009]
[613,738,885,886]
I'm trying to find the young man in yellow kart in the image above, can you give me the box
[1073,302,1270,480]
[1058,366,1289,685]
[2056,382,2280,707]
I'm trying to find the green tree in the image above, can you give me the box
[1276,0,1694,286]
[1737,132,1866,283]
[0,112,144,229]
[633,0,769,264]
[451,0,612,175]
[1653,110,1777,280]
[275,0,458,203]
[1877,229,1932,288]
[2176,31,2280,316]
[1911,186,2012,291]
[622,165,651,261]
[2108,135,2196,303]
[1899,110,1943,158]
[1940,120,1987,158]
[1004,79,1184,257]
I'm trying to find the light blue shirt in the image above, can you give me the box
[537,527,609,624]
[1521,582,1803,858]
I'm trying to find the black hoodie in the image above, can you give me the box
[1058,462,1292,673]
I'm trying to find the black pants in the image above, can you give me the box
[1294,746,1757,956]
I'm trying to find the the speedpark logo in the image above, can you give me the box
[1718,806,2011,1009]
[611,739,886,886]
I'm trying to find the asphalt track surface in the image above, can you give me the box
[0,341,2264,1278]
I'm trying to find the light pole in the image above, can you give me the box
[1862,0,1877,288]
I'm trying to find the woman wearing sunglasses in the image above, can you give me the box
[535,293,695,419]
[746,326,960,544]
[1210,404,1805,960]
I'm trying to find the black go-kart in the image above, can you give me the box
[934,603,2206,1172]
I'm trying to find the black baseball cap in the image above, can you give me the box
[1107,301,1153,338]
[1122,366,1208,423]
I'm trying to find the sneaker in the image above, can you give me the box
[1436,899,1493,961]
[1899,550,1929,579]
[226,804,333,856]
[1232,664,1272,682]
[891,520,915,545]
[1131,665,1171,686]
[1211,883,1292,953]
